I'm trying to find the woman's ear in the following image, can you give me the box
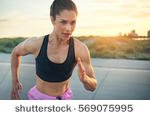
[50,16,55,25]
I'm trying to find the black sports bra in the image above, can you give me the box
[35,35,76,82]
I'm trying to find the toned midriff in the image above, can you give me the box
[35,75,70,96]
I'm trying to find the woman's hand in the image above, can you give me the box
[77,57,97,91]
[11,81,23,100]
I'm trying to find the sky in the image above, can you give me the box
[0,0,150,37]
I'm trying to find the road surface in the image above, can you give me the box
[0,53,150,100]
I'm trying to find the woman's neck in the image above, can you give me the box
[49,32,69,47]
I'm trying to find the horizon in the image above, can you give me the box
[0,0,150,38]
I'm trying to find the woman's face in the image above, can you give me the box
[52,10,77,41]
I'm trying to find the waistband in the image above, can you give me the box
[27,86,72,100]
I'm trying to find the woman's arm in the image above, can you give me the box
[77,57,97,91]
[11,37,37,99]
[76,40,97,91]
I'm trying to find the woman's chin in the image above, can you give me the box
[62,35,71,40]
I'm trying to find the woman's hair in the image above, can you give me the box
[50,0,78,20]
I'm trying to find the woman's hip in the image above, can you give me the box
[27,86,72,100]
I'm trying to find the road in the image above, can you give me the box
[0,53,150,100]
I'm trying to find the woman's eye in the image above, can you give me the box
[71,21,76,25]
[61,21,67,24]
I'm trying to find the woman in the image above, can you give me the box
[11,0,97,100]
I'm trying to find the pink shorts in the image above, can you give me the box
[27,86,72,100]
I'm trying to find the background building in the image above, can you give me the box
[147,30,150,37]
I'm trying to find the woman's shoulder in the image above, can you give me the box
[73,37,90,58]
[73,37,88,50]
[23,35,45,55]
[26,36,44,43]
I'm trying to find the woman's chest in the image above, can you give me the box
[47,45,69,64]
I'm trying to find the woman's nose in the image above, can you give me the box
[65,24,71,31]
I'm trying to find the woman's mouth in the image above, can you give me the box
[63,33,70,37]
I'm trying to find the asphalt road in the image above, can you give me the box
[0,53,150,100]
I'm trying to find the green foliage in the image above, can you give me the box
[0,36,150,60]
[0,37,25,53]
[78,36,150,60]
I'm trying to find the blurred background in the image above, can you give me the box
[0,0,150,100]
[0,0,150,60]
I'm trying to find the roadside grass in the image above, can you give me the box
[78,36,150,60]
[0,37,25,53]
[0,36,150,60]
